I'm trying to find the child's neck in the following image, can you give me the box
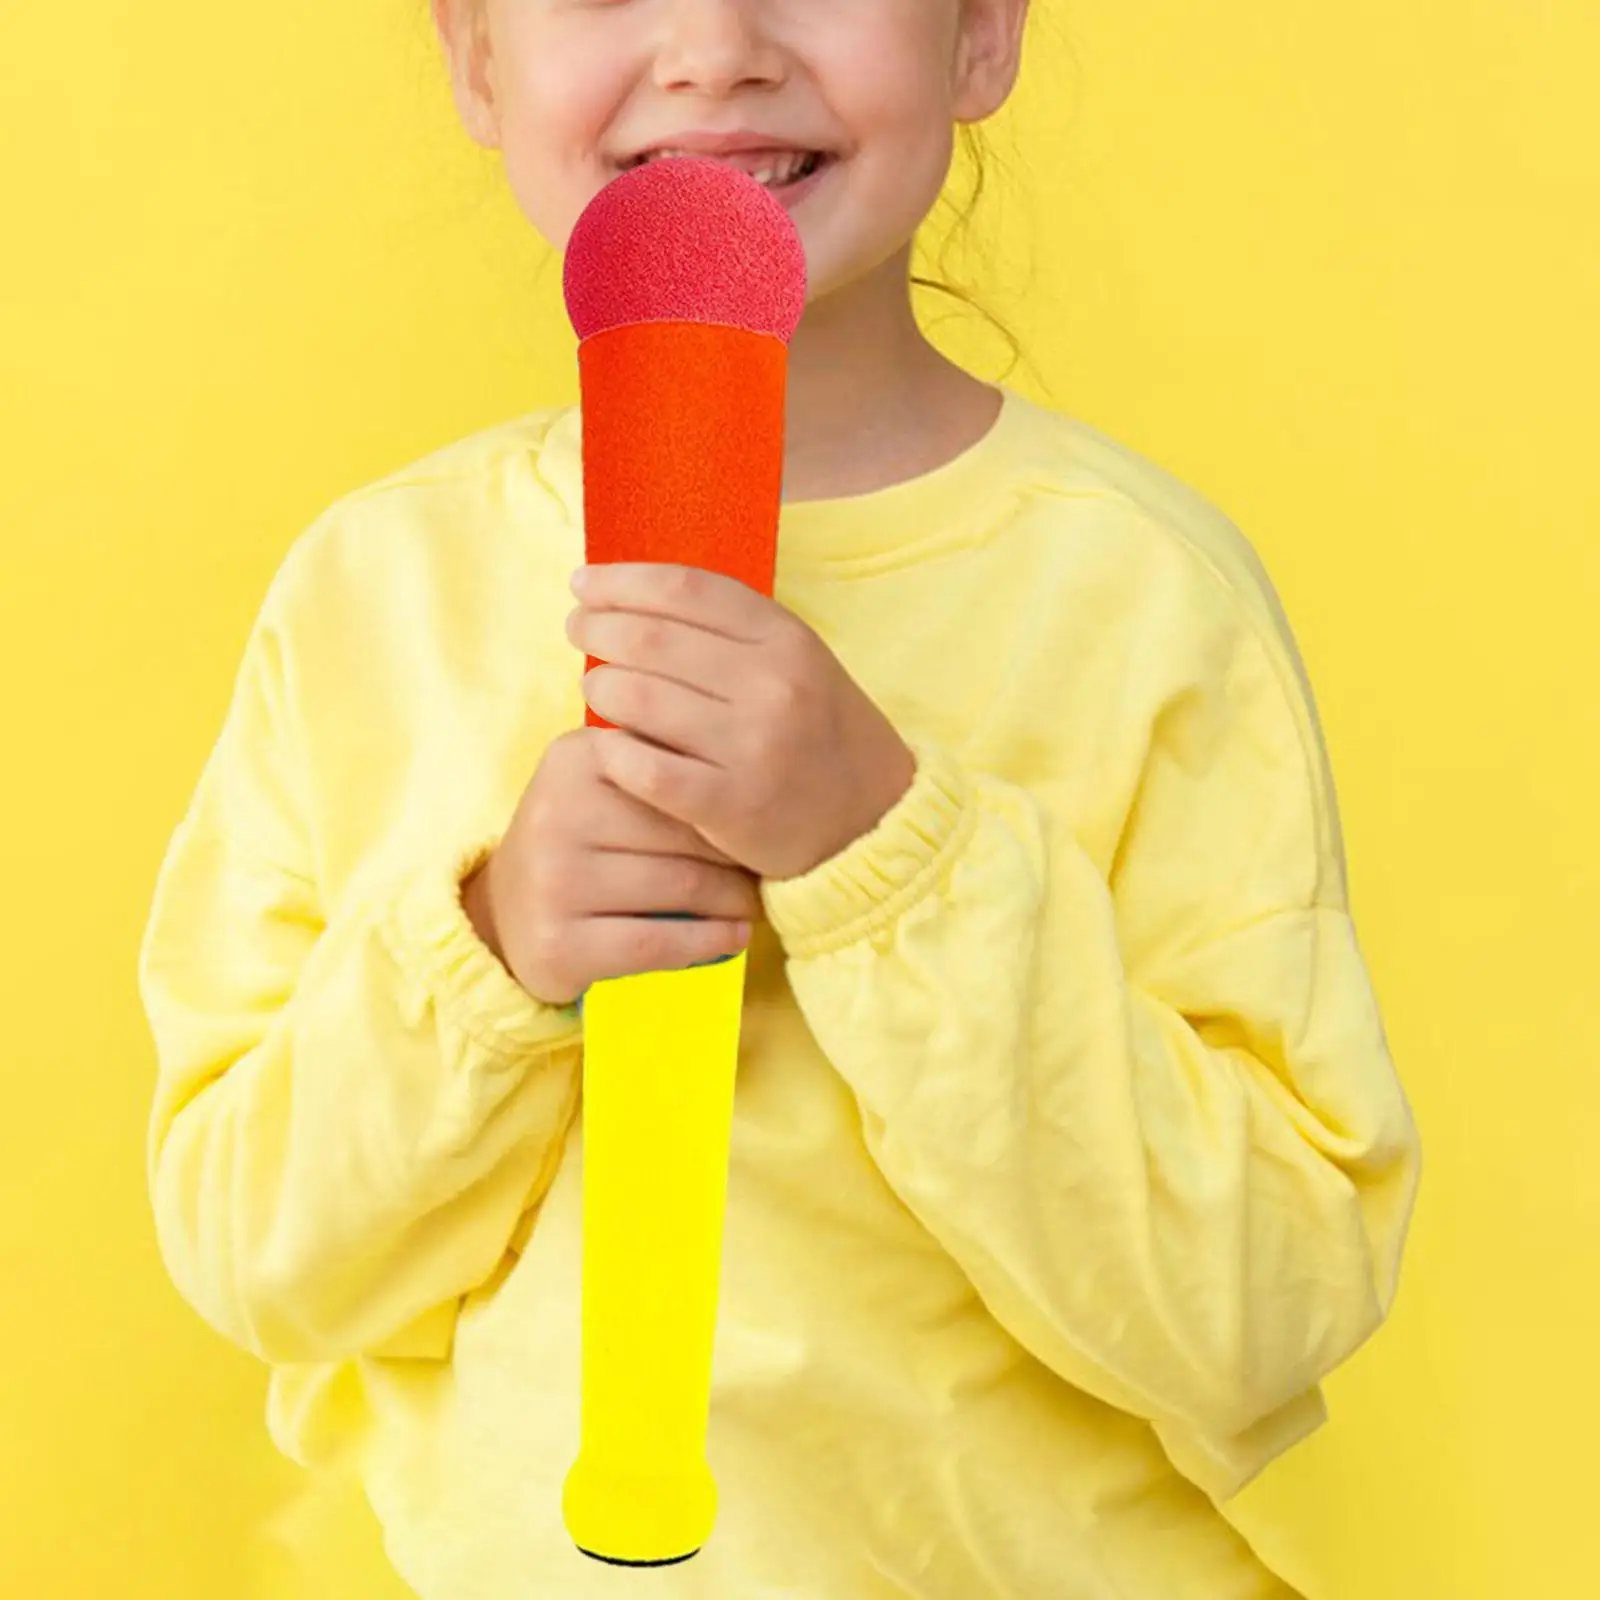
[780,245,1003,504]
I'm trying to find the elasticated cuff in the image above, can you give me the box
[759,738,974,957]
[381,834,582,1061]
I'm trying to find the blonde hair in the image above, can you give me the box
[914,122,1019,380]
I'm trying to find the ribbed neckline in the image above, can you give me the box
[533,383,1050,575]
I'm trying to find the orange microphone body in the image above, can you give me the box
[557,157,806,1566]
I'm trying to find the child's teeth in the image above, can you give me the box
[641,149,812,186]
[754,154,808,186]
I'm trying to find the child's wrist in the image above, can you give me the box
[461,855,507,965]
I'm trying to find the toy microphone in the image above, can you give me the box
[557,157,806,1567]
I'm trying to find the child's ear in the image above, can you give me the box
[432,0,502,150]
[951,0,1030,124]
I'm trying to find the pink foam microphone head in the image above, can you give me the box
[562,157,807,343]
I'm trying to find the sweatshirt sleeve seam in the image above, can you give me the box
[1128,507,1351,915]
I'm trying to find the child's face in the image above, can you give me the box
[437,0,1026,306]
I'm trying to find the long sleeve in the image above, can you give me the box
[760,620,1420,1501]
[138,595,582,1370]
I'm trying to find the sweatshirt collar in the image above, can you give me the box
[534,383,1043,576]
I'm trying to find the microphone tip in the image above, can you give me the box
[563,157,807,343]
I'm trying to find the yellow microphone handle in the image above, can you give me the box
[561,948,747,1567]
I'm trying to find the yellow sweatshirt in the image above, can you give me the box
[139,387,1419,1599]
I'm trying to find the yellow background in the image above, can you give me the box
[3,2,1595,1595]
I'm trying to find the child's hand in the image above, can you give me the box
[568,563,917,882]
[463,728,760,1009]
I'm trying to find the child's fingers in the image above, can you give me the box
[573,850,761,923]
[587,758,744,867]
[580,913,751,989]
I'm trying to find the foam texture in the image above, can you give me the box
[563,157,807,343]
[578,319,785,697]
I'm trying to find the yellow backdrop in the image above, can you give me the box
[4,2,1595,1596]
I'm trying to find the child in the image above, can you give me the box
[138,1,1420,1595]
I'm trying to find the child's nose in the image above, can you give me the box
[651,0,787,97]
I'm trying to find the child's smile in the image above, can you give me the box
[614,135,839,210]
[433,0,1026,304]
